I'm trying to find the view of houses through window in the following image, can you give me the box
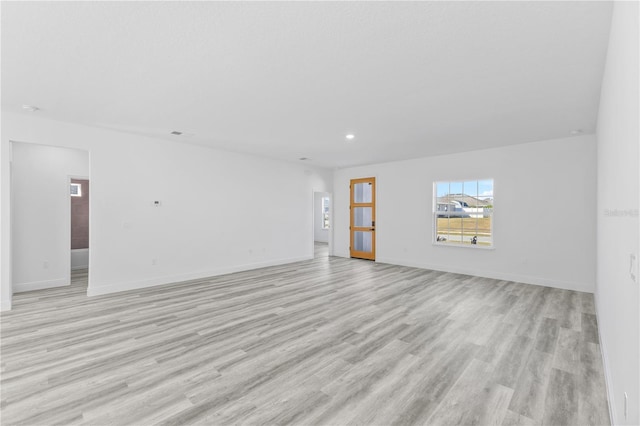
[434,179,494,247]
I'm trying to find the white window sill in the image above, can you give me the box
[432,242,495,250]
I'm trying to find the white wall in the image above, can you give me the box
[314,192,329,243]
[595,2,639,424]
[333,134,597,292]
[0,135,11,310]
[11,143,89,292]
[1,112,332,302]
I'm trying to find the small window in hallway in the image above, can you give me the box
[70,183,82,197]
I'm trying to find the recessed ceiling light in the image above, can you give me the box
[170,131,183,136]
[346,134,355,140]
[299,157,310,161]
[570,129,583,135]
[22,105,40,112]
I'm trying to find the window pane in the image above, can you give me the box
[436,235,450,243]
[353,231,372,252]
[449,181,462,197]
[436,182,449,198]
[437,217,463,243]
[353,207,373,227]
[478,180,494,204]
[435,182,451,216]
[353,182,372,203]
[460,217,478,245]
[461,215,492,246]
[463,180,478,199]
[435,216,449,242]
[477,214,492,246]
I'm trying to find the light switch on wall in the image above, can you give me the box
[630,253,638,283]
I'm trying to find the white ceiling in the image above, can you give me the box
[1,1,613,168]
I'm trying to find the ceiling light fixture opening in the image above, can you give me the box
[299,157,310,161]
[170,131,183,136]
[345,134,355,140]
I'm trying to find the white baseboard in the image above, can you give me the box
[0,299,12,311]
[13,277,69,293]
[594,295,616,426]
[374,257,594,293]
[87,255,313,297]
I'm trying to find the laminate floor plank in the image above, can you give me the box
[1,245,610,425]
[507,349,554,422]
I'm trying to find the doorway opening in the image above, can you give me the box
[70,177,89,291]
[313,191,331,259]
[10,142,90,296]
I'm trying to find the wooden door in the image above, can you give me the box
[350,177,375,260]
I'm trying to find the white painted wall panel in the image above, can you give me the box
[595,2,639,424]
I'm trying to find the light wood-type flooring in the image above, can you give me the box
[1,244,610,425]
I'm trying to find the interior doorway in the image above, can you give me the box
[10,142,90,294]
[350,177,376,260]
[313,191,331,258]
[70,177,89,288]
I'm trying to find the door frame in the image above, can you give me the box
[312,190,333,257]
[350,177,376,260]
[68,175,90,279]
[7,140,91,296]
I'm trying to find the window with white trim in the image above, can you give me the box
[434,179,493,247]
[70,183,82,197]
